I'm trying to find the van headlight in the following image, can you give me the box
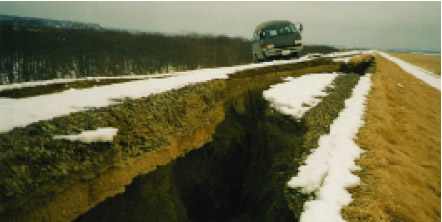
[264,44,275,49]
[294,40,302,45]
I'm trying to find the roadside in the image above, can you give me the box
[343,54,441,221]
[389,52,441,75]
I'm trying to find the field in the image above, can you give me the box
[389,52,441,75]
[343,53,441,221]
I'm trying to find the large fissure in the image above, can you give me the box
[74,56,375,222]
[0,55,377,221]
[76,91,307,222]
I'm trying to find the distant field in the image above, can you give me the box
[389,52,441,75]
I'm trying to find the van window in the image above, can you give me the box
[262,23,297,39]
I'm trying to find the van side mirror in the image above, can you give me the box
[259,32,265,40]
[295,23,303,33]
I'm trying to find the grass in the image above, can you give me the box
[342,54,441,222]
[389,52,441,75]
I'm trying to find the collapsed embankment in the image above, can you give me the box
[0,55,374,221]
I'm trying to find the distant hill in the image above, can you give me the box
[0,14,102,30]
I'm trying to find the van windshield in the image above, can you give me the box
[262,23,297,39]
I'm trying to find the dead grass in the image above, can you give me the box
[389,52,441,75]
[343,55,441,222]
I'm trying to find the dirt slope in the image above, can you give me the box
[343,54,441,221]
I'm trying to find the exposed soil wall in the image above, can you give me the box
[76,91,305,221]
[75,57,374,221]
[0,80,226,221]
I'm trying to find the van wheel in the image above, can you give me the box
[255,54,266,63]
[295,52,301,59]
[253,54,260,63]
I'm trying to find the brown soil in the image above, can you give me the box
[25,107,224,221]
[389,52,441,75]
[343,54,441,221]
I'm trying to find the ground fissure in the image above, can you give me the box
[0,56,375,221]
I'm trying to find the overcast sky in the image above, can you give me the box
[0,1,440,52]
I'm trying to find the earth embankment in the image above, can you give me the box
[0,55,375,221]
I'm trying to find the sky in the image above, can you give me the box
[0,1,440,52]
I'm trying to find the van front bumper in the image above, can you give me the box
[263,46,303,57]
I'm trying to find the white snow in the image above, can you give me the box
[263,73,339,118]
[333,57,352,63]
[323,51,361,58]
[287,74,373,222]
[53,127,118,143]
[0,57,313,92]
[379,52,441,91]
[0,74,171,92]
[0,58,314,133]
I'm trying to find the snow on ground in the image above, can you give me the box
[0,57,313,92]
[323,51,361,58]
[0,57,314,133]
[263,73,339,118]
[333,57,352,63]
[287,74,372,222]
[379,52,441,91]
[53,127,118,143]
[0,74,178,92]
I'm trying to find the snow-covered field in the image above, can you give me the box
[0,57,314,133]
[380,52,441,91]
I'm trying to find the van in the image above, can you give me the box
[251,20,303,62]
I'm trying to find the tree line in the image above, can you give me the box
[0,24,252,84]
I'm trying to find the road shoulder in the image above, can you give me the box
[343,54,441,221]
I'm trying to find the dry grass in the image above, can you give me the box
[343,54,441,222]
[389,52,441,75]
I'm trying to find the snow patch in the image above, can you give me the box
[0,57,313,92]
[379,52,441,91]
[263,73,339,118]
[53,127,118,143]
[0,58,315,133]
[333,57,351,63]
[287,74,372,222]
[323,51,361,58]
